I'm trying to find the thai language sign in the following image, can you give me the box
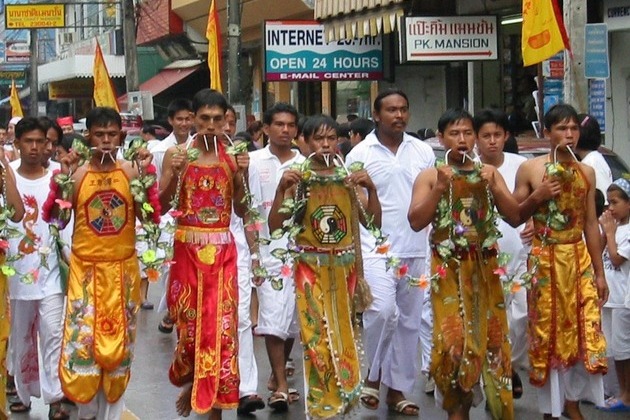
[5,4,65,29]
[401,16,498,62]
[264,21,383,82]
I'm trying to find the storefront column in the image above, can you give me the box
[321,82,331,115]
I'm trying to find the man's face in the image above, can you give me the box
[7,124,16,142]
[194,105,225,141]
[43,127,59,164]
[438,118,476,163]
[264,112,297,149]
[544,117,580,151]
[306,126,338,163]
[61,124,74,135]
[224,110,237,137]
[476,123,508,161]
[168,110,193,139]
[16,129,47,166]
[0,128,6,145]
[88,123,123,155]
[373,94,409,136]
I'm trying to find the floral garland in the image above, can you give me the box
[0,164,24,278]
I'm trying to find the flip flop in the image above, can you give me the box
[388,399,420,416]
[237,394,265,415]
[288,388,300,402]
[268,391,289,412]
[360,386,380,410]
[597,398,630,412]
[9,401,31,413]
[285,359,295,377]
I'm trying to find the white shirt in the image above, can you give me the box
[10,159,60,172]
[495,152,529,275]
[604,224,630,308]
[151,132,193,184]
[248,146,305,271]
[8,169,62,300]
[345,131,435,258]
[581,150,612,196]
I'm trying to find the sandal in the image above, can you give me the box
[237,394,265,415]
[5,375,16,396]
[9,401,31,413]
[288,388,300,402]
[49,401,70,420]
[141,301,154,310]
[158,315,174,334]
[388,399,420,416]
[285,358,295,377]
[268,391,289,412]
[360,386,380,410]
[512,370,523,399]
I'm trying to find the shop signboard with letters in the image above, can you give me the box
[400,16,498,62]
[264,20,383,82]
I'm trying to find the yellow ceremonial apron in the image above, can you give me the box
[59,165,140,404]
[0,253,9,420]
[294,174,362,418]
[528,161,607,386]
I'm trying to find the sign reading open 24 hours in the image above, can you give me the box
[264,21,383,82]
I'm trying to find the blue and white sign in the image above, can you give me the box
[589,79,606,131]
[264,20,383,82]
[585,23,610,79]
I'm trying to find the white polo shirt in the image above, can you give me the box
[345,131,435,258]
[151,132,193,184]
[248,146,305,272]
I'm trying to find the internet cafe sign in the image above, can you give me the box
[5,4,66,29]
[400,16,498,62]
[264,20,383,82]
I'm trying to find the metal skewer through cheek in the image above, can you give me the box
[444,148,475,164]
[553,144,579,164]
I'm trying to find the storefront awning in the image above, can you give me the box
[314,0,405,41]
[38,55,126,85]
[118,63,201,104]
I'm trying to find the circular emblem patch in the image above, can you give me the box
[310,205,347,244]
[86,190,128,235]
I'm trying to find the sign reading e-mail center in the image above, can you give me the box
[264,21,383,82]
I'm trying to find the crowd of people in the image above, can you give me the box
[0,87,627,420]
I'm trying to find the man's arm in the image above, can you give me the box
[346,169,381,228]
[513,160,561,222]
[159,147,186,213]
[408,167,442,232]
[231,153,250,219]
[268,170,302,232]
[1,152,24,222]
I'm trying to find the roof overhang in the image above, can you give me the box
[38,55,126,85]
[314,0,405,41]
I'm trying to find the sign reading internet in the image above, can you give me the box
[264,20,383,82]
[401,16,498,62]
[5,4,66,29]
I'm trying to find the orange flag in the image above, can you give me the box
[206,0,223,92]
[522,0,570,66]
[93,41,120,111]
[9,79,23,118]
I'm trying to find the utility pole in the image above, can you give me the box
[564,0,587,112]
[29,28,38,117]
[227,0,241,104]
[123,0,139,95]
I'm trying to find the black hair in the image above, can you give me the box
[504,135,519,153]
[246,120,263,135]
[437,108,474,133]
[15,117,46,140]
[192,89,228,114]
[226,104,236,115]
[302,115,338,140]
[297,115,308,137]
[373,89,409,113]
[167,98,193,119]
[61,133,87,153]
[595,188,606,217]
[86,107,122,130]
[337,123,351,139]
[350,118,375,140]
[473,108,510,134]
[263,102,299,126]
[37,117,63,143]
[142,124,157,136]
[577,113,602,151]
[608,183,630,201]
[234,131,257,152]
[543,103,579,130]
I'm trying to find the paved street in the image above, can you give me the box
[13,286,630,419]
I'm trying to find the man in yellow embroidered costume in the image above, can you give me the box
[268,115,381,418]
[160,89,249,420]
[408,109,555,420]
[514,104,608,419]
[44,107,155,419]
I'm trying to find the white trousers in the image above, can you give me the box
[10,294,64,405]
[237,263,258,398]
[420,286,433,375]
[507,287,529,369]
[536,365,604,417]
[256,267,298,340]
[363,257,425,394]
[77,389,125,420]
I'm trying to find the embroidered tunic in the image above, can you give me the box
[0,253,10,418]
[429,168,513,420]
[59,166,140,403]
[167,159,239,413]
[528,161,607,386]
[294,174,362,418]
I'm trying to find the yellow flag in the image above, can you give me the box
[522,0,570,66]
[206,0,223,92]
[93,41,120,111]
[9,79,23,118]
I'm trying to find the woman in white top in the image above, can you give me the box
[576,114,613,196]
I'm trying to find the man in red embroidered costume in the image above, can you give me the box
[42,107,158,419]
[160,89,249,420]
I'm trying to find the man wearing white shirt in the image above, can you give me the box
[248,103,304,412]
[345,89,434,415]
[151,99,194,182]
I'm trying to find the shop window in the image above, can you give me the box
[335,81,371,120]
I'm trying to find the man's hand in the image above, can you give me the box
[595,274,609,308]
[251,259,265,286]
[136,148,153,170]
[534,178,562,202]
[520,219,535,245]
[60,151,81,175]
[235,152,249,171]
[345,169,375,191]
[171,148,188,176]
[435,165,454,193]
[480,165,497,188]
[277,169,301,194]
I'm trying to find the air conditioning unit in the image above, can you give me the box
[57,32,76,45]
